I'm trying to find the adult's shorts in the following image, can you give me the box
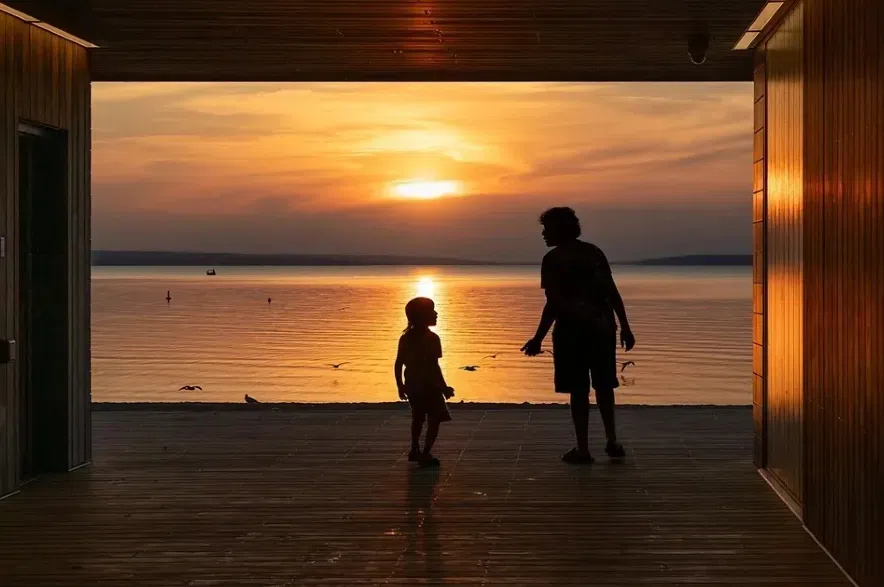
[552,324,619,393]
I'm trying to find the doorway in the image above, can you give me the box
[18,123,70,478]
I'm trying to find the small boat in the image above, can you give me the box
[206,269,216,276]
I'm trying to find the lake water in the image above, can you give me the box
[91,265,752,405]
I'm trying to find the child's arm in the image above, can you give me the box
[394,338,407,400]
[432,361,448,389]
[432,336,454,398]
[431,360,454,398]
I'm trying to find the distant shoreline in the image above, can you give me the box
[92,251,752,267]
[91,250,496,267]
[623,254,752,267]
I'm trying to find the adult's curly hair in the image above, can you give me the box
[539,207,581,240]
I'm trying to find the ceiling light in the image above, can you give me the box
[749,2,786,32]
[0,3,98,48]
[34,22,98,48]
[733,31,760,51]
[732,1,786,50]
[0,3,38,22]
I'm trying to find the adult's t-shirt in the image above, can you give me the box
[540,239,616,336]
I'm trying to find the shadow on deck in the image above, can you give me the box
[0,406,851,586]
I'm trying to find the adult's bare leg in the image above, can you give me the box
[596,388,625,458]
[595,387,617,443]
[561,392,594,463]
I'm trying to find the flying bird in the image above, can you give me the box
[329,362,349,369]
[460,365,480,372]
[178,385,202,391]
[619,360,635,373]
[482,354,499,360]
[244,394,260,404]
[339,306,351,311]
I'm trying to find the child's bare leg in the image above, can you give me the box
[411,416,424,452]
[423,420,440,455]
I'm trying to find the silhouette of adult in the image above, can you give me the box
[522,207,635,463]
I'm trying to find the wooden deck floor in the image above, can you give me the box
[0,406,851,586]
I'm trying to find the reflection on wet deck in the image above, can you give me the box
[0,405,850,586]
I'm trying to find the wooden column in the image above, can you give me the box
[752,50,767,469]
[0,11,92,497]
[764,2,805,505]
[803,0,883,584]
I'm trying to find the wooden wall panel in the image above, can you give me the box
[751,46,767,469]
[0,12,15,498]
[0,12,91,497]
[69,48,91,467]
[804,0,884,584]
[764,2,804,503]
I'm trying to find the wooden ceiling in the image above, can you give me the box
[8,0,764,82]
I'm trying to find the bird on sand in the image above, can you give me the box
[244,394,260,404]
[329,362,349,369]
[619,360,635,373]
[268,297,272,304]
[178,385,202,391]
[460,365,480,372]
[166,290,172,303]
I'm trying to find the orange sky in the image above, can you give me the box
[92,82,753,262]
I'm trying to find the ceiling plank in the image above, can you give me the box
[5,0,764,82]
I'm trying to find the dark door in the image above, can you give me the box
[18,123,69,477]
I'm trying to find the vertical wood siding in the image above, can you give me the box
[0,13,91,497]
[764,2,805,504]
[752,48,767,469]
[0,12,15,498]
[804,0,883,584]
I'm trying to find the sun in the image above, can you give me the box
[392,180,461,200]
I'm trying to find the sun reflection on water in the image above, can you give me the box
[416,276,436,299]
[411,275,447,343]
[89,266,753,405]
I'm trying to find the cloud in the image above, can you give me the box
[93,189,750,263]
[92,81,753,259]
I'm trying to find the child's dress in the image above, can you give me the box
[398,329,452,423]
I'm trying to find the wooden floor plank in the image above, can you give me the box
[0,406,851,586]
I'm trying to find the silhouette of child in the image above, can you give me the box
[395,297,454,468]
